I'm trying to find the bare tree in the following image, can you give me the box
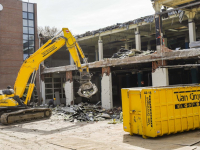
[38,26,63,43]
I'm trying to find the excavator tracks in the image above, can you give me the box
[0,108,52,125]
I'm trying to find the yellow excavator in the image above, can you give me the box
[0,28,98,125]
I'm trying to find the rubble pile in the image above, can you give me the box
[52,102,123,123]
[111,48,154,59]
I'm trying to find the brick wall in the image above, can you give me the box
[0,0,23,89]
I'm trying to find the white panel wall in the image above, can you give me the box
[41,80,45,104]
[101,73,113,109]
[152,68,169,87]
[64,81,74,105]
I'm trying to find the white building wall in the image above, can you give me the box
[152,68,169,87]
[64,81,74,105]
[101,73,113,109]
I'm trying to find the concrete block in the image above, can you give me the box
[152,68,169,87]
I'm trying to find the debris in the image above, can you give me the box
[117,107,122,111]
[75,10,181,39]
[96,101,101,106]
[108,119,117,124]
[75,15,155,39]
[96,113,111,119]
[111,48,140,58]
[139,50,154,56]
[111,48,154,59]
[119,112,123,122]
[51,103,122,123]
[60,104,65,107]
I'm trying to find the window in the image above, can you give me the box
[46,89,53,94]
[45,78,52,83]
[23,45,29,53]
[23,3,27,11]
[23,54,29,60]
[28,13,34,20]
[28,4,34,12]
[29,28,34,34]
[23,2,35,59]
[29,35,34,40]
[23,12,27,19]
[29,47,34,54]
[44,77,65,100]
[23,40,28,49]
[29,40,34,47]
[23,19,28,26]
[23,27,28,34]
[45,84,53,88]
[28,20,34,27]
[23,35,28,40]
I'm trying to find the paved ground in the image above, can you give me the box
[0,117,200,150]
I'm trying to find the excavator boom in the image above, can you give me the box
[0,28,98,125]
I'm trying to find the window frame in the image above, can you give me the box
[22,2,35,59]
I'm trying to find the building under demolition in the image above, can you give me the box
[40,0,200,109]
[1,0,199,109]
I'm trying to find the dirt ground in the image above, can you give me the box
[0,116,200,150]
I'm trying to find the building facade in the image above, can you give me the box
[0,0,39,90]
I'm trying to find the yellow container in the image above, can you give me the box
[122,85,200,138]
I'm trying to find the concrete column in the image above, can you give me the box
[69,55,74,65]
[98,37,103,60]
[65,82,73,105]
[188,19,196,43]
[125,42,129,49]
[41,80,45,105]
[135,27,141,50]
[152,68,169,86]
[186,11,196,43]
[147,41,151,50]
[95,45,98,61]
[153,3,163,54]
[101,67,113,109]
[65,71,74,105]
[191,67,198,84]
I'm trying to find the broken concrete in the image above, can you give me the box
[75,10,183,39]
[52,103,122,123]
[42,48,200,74]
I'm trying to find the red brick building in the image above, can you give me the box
[0,0,39,89]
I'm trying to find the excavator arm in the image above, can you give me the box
[14,35,66,101]
[14,28,97,105]
[62,28,97,98]
[0,28,98,125]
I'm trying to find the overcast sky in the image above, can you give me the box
[23,0,155,35]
